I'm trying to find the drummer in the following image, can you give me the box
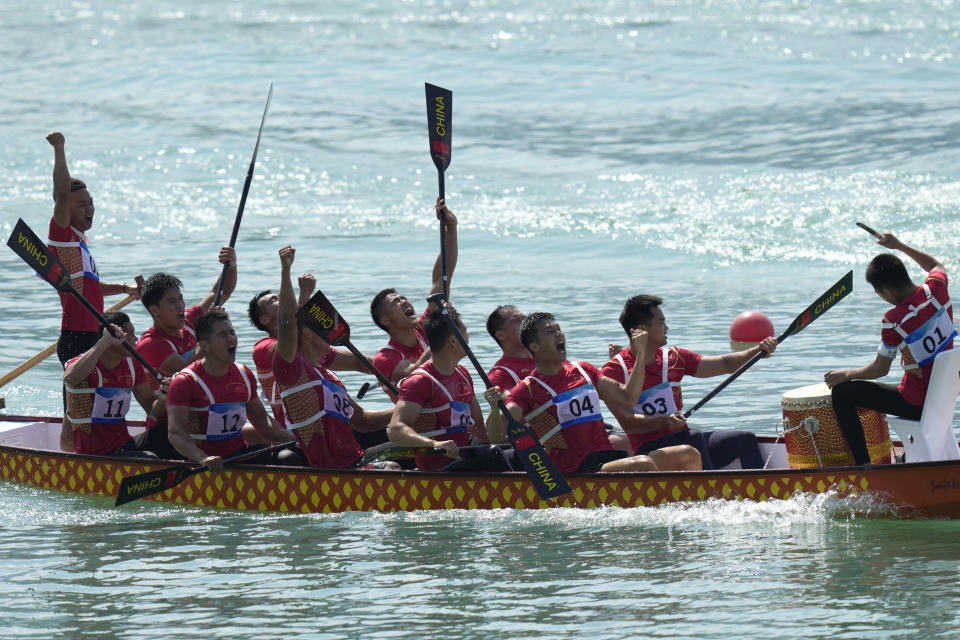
[600,295,775,469]
[825,233,954,465]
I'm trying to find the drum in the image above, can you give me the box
[781,382,892,468]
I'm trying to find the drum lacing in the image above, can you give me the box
[779,414,824,468]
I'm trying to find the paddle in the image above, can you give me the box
[683,270,854,419]
[114,440,296,506]
[856,221,884,240]
[214,83,274,306]
[426,293,571,500]
[360,442,506,465]
[425,82,452,299]
[296,290,399,396]
[0,275,143,390]
[7,219,162,382]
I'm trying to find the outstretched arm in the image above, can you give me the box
[694,336,778,378]
[276,246,299,364]
[198,247,238,312]
[825,353,893,388]
[428,198,458,306]
[879,233,945,275]
[47,132,72,229]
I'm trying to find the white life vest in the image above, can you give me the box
[411,367,474,438]
[523,362,602,447]
[65,358,136,425]
[616,347,680,417]
[182,363,251,441]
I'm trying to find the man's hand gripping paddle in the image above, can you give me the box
[683,270,854,419]
[7,219,162,382]
[296,290,399,396]
[425,83,452,300]
[426,293,571,501]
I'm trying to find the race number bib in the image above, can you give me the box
[206,402,247,441]
[79,240,99,281]
[321,379,354,423]
[554,384,602,428]
[633,382,679,417]
[91,387,132,424]
[446,400,473,434]
[904,305,957,368]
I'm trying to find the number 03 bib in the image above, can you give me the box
[615,347,680,417]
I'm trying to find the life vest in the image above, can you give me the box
[522,362,601,450]
[65,358,136,433]
[180,363,251,442]
[884,284,956,370]
[615,347,681,417]
[278,362,353,449]
[408,366,474,438]
[489,364,521,385]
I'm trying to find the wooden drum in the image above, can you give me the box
[781,382,892,468]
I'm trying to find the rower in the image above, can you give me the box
[271,246,398,470]
[46,132,141,369]
[388,305,507,471]
[600,295,774,470]
[370,197,458,391]
[485,305,535,392]
[488,312,700,473]
[825,233,954,465]
[133,252,237,458]
[248,273,377,433]
[63,311,166,458]
[166,309,300,471]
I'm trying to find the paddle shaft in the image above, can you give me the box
[0,278,141,389]
[342,341,399,396]
[438,173,448,299]
[214,84,273,306]
[856,221,883,240]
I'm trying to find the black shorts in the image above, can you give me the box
[577,449,627,473]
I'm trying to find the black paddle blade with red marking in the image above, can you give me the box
[781,270,853,341]
[8,218,74,293]
[425,83,452,174]
[114,465,196,506]
[297,290,351,346]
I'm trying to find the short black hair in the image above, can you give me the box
[248,289,272,332]
[486,305,517,348]
[194,309,231,342]
[98,310,131,339]
[141,272,183,310]
[619,294,663,337]
[423,307,464,352]
[370,288,397,332]
[866,253,912,292]
[53,178,87,201]
[519,312,555,355]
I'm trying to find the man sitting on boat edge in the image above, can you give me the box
[488,312,700,473]
[601,295,773,470]
[166,309,301,472]
[824,233,954,465]
[63,311,166,458]
[272,246,399,471]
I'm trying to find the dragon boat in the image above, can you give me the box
[2,414,960,517]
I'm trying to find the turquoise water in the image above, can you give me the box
[1,0,960,637]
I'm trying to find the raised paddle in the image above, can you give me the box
[296,290,399,396]
[683,270,854,419]
[426,293,571,500]
[114,440,296,506]
[0,275,143,390]
[856,221,884,240]
[214,83,273,306]
[425,82,452,299]
[7,219,162,381]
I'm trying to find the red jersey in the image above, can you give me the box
[878,269,954,406]
[397,361,476,471]
[272,351,363,469]
[252,336,337,427]
[372,308,430,386]
[166,360,256,458]
[136,304,204,393]
[487,355,536,392]
[48,218,103,333]
[506,361,611,474]
[600,346,702,450]
[65,355,145,455]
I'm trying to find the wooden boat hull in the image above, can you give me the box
[3,416,960,516]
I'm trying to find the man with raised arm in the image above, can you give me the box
[166,309,297,472]
[63,311,167,458]
[272,246,398,470]
[132,253,237,457]
[248,275,376,431]
[489,312,700,473]
[370,198,458,390]
[46,132,139,367]
[388,306,506,472]
[601,295,774,470]
[825,233,954,465]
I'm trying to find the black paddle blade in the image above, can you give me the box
[7,218,73,293]
[114,464,195,506]
[425,83,452,173]
[781,270,853,340]
[297,290,351,346]
[502,407,572,500]
[856,221,883,240]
